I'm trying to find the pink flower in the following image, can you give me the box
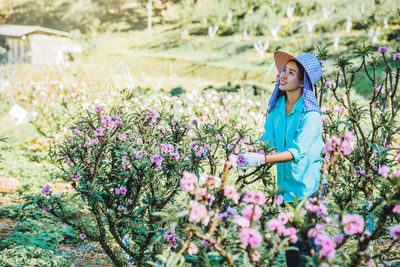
[228,154,238,168]
[253,251,260,261]
[189,200,207,223]
[395,169,400,178]
[238,228,262,248]
[325,78,331,88]
[378,165,390,178]
[224,185,240,204]
[151,155,164,169]
[199,173,208,184]
[95,127,105,136]
[101,115,111,124]
[180,171,197,193]
[393,53,400,60]
[135,151,142,158]
[315,234,336,260]
[308,224,325,238]
[343,131,355,142]
[283,227,298,243]
[334,106,345,113]
[188,243,198,255]
[233,215,250,228]
[375,85,385,94]
[267,219,285,234]
[70,173,81,182]
[120,186,127,195]
[128,199,133,205]
[321,117,328,124]
[197,188,207,197]
[160,144,168,154]
[278,212,294,224]
[105,121,114,130]
[42,207,47,212]
[242,204,262,220]
[341,140,352,155]
[80,233,87,239]
[393,205,400,214]
[378,46,388,53]
[42,185,51,195]
[389,224,400,240]
[148,109,159,119]
[243,191,255,203]
[275,195,283,205]
[342,214,364,235]
[137,138,143,144]
[94,105,104,112]
[254,191,266,205]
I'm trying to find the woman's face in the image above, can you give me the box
[278,61,303,92]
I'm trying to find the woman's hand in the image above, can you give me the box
[237,152,266,170]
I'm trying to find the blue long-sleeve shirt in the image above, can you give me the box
[259,95,324,202]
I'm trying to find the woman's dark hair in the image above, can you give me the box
[288,59,304,81]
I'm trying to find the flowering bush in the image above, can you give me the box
[26,106,198,266]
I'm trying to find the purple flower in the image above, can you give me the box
[94,105,104,112]
[171,235,179,248]
[42,185,51,195]
[115,188,121,195]
[71,173,81,181]
[128,199,133,205]
[393,53,400,60]
[355,166,366,176]
[378,46,388,53]
[201,240,208,247]
[117,205,125,211]
[237,154,246,165]
[227,206,237,217]
[219,212,229,220]
[334,235,344,243]
[66,138,72,143]
[95,127,104,136]
[120,186,127,195]
[163,230,173,240]
[191,119,199,125]
[80,233,87,239]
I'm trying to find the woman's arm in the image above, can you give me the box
[265,151,293,163]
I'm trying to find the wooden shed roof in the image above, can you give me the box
[0,25,71,38]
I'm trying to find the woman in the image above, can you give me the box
[238,51,325,266]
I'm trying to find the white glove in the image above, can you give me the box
[237,152,265,170]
